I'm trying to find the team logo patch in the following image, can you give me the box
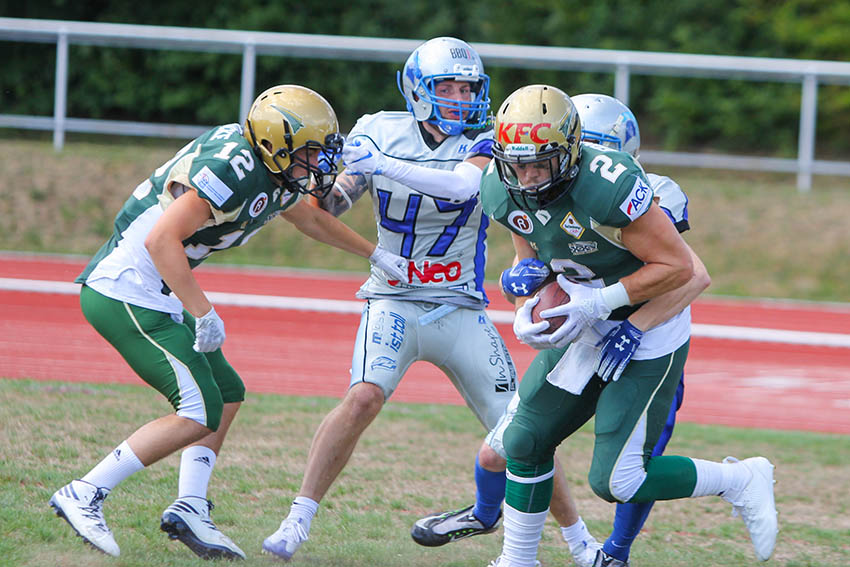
[370,356,397,371]
[249,192,269,217]
[534,209,551,225]
[620,177,652,221]
[508,210,534,234]
[560,211,584,239]
[191,166,233,207]
[568,241,598,255]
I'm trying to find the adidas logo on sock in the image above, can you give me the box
[113,448,122,460]
[194,455,212,467]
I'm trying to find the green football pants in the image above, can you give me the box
[504,341,694,511]
[80,285,245,431]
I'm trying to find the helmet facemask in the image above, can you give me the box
[266,131,343,200]
[494,143,577,211]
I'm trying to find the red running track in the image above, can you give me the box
[2,253,849,435]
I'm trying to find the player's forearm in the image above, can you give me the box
[381,159,483,202]
[146,237,211,317]
[319,173,369,217]
[628,244,710,330]
[287,203,374,259]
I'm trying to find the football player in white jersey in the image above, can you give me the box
[48,85,407,560]
[262,38,603,565]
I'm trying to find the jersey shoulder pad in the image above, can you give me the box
[190,136,265,212]
[575,145,652,228]
[647,172,690,232]
[480,162,510,218]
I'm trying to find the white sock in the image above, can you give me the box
[561,516,594,554]
[178,446,217,499]
[501,504,547,567]
[82,440,144,490]
[287,496,319,533]
[691,458,752,499]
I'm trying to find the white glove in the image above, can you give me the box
[369,245,408,282]
[193,306,226,353]
[513,296,553,350]
[542,275,613,349]
[342,137,388,176]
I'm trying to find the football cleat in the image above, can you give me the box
[487,556,540,567]
[49,479,120,557]
[721,456,778,561]
[412,504,501,547]
[262,517,309,561]
[160,496,246,560]
[591,549,630,567]
[571,537,604,567]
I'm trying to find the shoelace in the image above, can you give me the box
[279,520,309,543]
[80,489,110,530]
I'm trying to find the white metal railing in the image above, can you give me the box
[3,17,850,191]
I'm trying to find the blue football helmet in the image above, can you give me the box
[571,93,641,158]
[397,37,490,136]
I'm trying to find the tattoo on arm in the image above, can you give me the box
[319,173,369,217]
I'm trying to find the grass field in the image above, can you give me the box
[2,379,849,567]
[2,135,850,302]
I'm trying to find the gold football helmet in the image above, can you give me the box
[493,85,581,210]
[244,85,343,198]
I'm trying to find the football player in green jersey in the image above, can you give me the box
[481,85,777,567]
[49,85,407,560]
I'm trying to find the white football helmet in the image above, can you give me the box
[571,93,640,158]
[397,37,490,136]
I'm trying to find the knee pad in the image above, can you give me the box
[588,464,617,502]
[503,420,539,462]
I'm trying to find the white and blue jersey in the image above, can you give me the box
[350,111,493,308]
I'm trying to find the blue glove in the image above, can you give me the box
[500,258,551,297]
[596,320,643,382]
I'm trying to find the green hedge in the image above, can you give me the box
[2,1,849,157]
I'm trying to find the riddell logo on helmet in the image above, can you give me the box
[388,260,462,285]
[497,122,551,145]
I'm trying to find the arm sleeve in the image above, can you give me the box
[380,158,484,203]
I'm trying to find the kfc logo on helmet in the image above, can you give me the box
[507,210,534,234]
[249,192,269,217]
[620,178,652,221]
[497,122,552,145]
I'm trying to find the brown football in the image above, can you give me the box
[531,281,570,334]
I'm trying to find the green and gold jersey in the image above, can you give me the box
[482,144,653,293]
[77,123,300,314]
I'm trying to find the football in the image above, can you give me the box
[531,280,570,334]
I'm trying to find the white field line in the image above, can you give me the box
[3,277,850,348]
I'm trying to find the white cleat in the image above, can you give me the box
[262,517,309,561]
[160,496,246,560]
[722,456,778,561]
[49,479,120,557]
[570,536,604,567]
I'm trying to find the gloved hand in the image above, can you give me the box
[596,319,643,382]
[513,296,552,350]
[342,137,387,176]
[369,245,408,283]
[500,258,551,297]
[193,306,226,353]
[542,275,613,349]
